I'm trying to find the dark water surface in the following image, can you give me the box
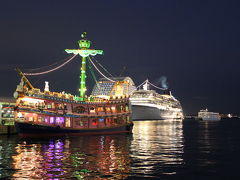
[1,119,240,179]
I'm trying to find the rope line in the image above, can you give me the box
[136,80,148,89]
[91,56,115,77]
[136,79,166,90]
[148,81,166,90]
[24,55,76,72]
[23,54,77,76]
[87,60,101,90]
[88,56,115,82]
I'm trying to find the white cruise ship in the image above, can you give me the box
[197,109,221,121]
[129,80,183,120]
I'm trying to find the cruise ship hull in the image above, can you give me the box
[131,105,182,120]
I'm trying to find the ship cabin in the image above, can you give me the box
[130,89,182,109]
[15,78,135,130]
[91,77,136,97]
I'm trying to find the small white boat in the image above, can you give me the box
[197,109,221,121]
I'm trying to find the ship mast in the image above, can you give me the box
[65,32,103,101]
[15,67,34,90]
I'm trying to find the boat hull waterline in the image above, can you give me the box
[15,122,133,137]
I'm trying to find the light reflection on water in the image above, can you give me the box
[1,119,240,179]
[130,120,184,177]
[0,120,185,179]
[9,135,132,179]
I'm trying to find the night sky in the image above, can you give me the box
[0,0,239,115]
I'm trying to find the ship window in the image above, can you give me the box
[82,118,89,127]
[29,116,33,121]
[106,107,111,112]
[65,118,71,127]
[38,116,43,122]
[79,120,84,126]
[111,106,116,113]
[44,117,49,123]
[73,106,86,113]
[97,106,104,112]
[114,117,120,124]
[105,117,115,126]
[50,117,55,124]
[56,117,64,124]
[33,115,37,122]
[92,119,97,126]
[90,107,95,113]
[98,118,104,123]
[125,104,129,111]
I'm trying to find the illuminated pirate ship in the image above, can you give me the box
[14,32,133,136]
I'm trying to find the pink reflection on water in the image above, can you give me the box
[11,135,131,179]
[12,139,70,179]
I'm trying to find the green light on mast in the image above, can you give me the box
[65,32,103,101]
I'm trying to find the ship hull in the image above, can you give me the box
[201,118,221,121]
[15,122,133,137]
[131,105,182,120]
[197,117,221,121]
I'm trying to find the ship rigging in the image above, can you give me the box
[14,32,133,136]
[21,32,117,101]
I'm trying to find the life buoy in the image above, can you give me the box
[1,120,5,125]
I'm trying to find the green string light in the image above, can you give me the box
[65,32,103,101]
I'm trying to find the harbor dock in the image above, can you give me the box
[0,97,16,135]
